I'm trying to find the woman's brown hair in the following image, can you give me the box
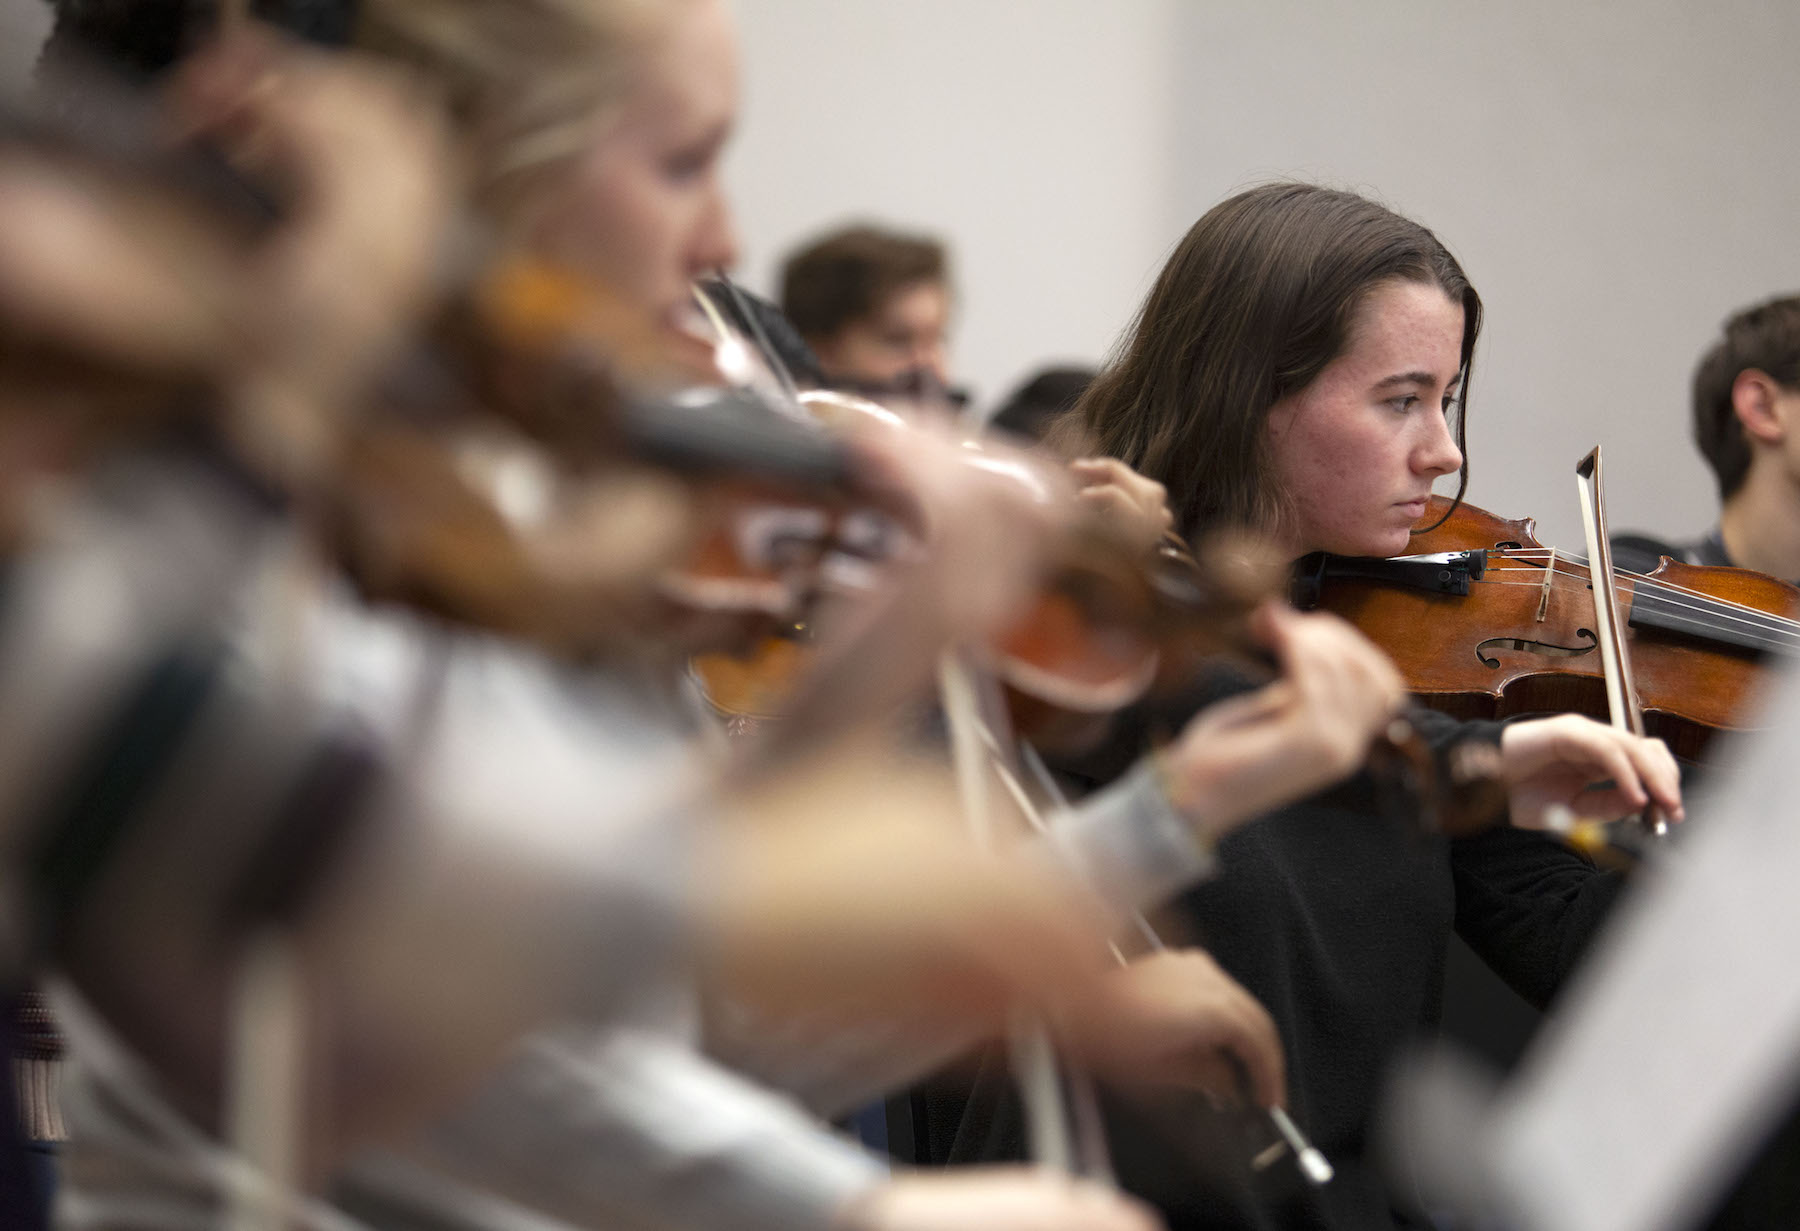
[1070,182,1480,545]
[355,0,672,218]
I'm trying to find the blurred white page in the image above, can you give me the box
[1490,661,1800,1231]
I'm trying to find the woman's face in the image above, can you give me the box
[1263,279,1466,559]
[529,0,741,331]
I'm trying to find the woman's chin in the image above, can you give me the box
[1328,527,1415,559]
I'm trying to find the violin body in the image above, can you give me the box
[1305,497,1800,763]
[691,520,1172,734]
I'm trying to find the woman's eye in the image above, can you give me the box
[662,127,729,185]
[1388,395,1420,413]
[662,152,706,183]
[662,139,721,183]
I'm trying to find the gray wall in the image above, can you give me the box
[732,0,1800,550]
[11,0,1799,550]
[727,0,1186,430]
[1,0,51,92]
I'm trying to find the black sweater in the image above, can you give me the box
[916,687,1623,1231]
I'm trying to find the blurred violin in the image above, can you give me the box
[1295,494,1800,765]
[678,281,933,722]
[0,72,881,662]
[673,277,1221,728]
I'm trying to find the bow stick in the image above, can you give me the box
[1574,446,1669,836]
[702,273,1112,1174]
[937,650,1110,1179]
[1007,743,1334,1188]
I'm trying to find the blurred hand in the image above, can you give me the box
[840,1169,1164,1231]
[1159,603,1406,839]
[0,151,246,548]
[0,154,241,377]
[171,29,455,478]
[849,421,1074,640]
[1068,456,1174,555]
[1061,948,1285,1109]
[701,744,1110,1027]
[1500,713,1683,829]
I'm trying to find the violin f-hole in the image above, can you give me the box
[1476,628,1598,668]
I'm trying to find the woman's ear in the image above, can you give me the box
[1264,391,1301,444]
[1731,368,1789,447]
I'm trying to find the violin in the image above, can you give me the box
[685,420,1219,734]
[2,50,899,667]
[1295,495,1800,764]
[673,283,1255,734]
[697,457,1506,839]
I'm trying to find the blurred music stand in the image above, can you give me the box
[1387,656,1800,1231]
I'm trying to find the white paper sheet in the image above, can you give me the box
[1487,661,1800,1231]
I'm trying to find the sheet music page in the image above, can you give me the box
[1488,661,1800,1231]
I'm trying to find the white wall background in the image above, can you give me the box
[730,0,1800,550]
[726,0,1186,426]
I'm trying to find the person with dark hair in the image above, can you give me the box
[986,366,1095,445]
[778,224,963,409]
[927,182,1685,1231]
[1077,183,1480,555]
[1612,295,1800,580]
[987,363,1180,563]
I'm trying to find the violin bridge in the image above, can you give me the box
[1535,548,1558,622]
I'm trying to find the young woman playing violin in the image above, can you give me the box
[23,8,1161,1231]
[994,182,1684,1231]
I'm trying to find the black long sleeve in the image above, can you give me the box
[913,676,1629,1230]
[1450,825,1622,1010]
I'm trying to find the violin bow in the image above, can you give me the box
[693,273,819,427]
[937,649,1107,1178]
[712,273,804,406]
[1005,742,1334,1188]
[706,278,1113,1174]
[1574,446,1668,836]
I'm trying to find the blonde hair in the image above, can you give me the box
[355,0,674,215]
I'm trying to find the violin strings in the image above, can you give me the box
[1476,561,1800,640]
[1450,552,1800,652]
[1487,547,1800,628]
[1485,554,1800,637]
[1470,571,1800,645]
[1479,569,1800,654]
[1417,560,1800,652]
[1453,548,1800,634]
